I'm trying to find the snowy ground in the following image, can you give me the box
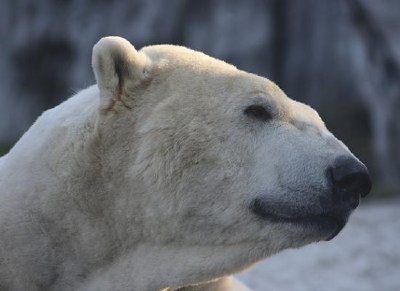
[237,199,400,291]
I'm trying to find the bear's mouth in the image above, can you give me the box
[250,199,348,241]
[265,213,346,241]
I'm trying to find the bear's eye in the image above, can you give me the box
[243,105,273,121]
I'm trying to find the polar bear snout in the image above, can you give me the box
[249,154,372,241]
[329,155,372,206]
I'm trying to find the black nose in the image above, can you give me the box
[330,156,372,208]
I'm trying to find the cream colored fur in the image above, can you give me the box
[0,37,356,290]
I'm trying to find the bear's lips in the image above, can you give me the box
[260,212,346,240]
[318,215,347,241]
[250,200,348,240]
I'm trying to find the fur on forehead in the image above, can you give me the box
[140,44,238,75]
[289,100,326,128]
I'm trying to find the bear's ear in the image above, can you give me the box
[92,36,150,111]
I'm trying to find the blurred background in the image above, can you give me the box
[0,0,399,290]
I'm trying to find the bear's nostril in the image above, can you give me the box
[330,156,372,201]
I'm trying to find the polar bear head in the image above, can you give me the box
[91,37,371,274]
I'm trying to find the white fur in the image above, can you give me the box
[0,37,356,290]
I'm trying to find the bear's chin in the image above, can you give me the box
[287,214,348,242]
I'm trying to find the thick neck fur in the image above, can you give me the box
[0,87,256,290]
[79,106,259,290]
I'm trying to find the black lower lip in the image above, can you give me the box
[250,199,348,240]
[322,216,346,241]
[255,212,346,240]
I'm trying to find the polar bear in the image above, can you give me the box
[0,37,371,291]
